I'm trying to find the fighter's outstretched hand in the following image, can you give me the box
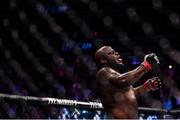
[143,77,161,91]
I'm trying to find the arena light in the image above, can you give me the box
[142,22,154,36]
[61,41,74,52]
[168,65,172,69]
[169,13,180,25]
[81,43,92,50]
[19,10,27,21]
[89,1,98,12]
[2,19,10,27]
[103,16,113,27]
[38,5,68,14]
[152,0,162,9]
[9,0,16,9]
[129,56,140,65]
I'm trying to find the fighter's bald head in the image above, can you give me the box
[95,46,110,62]
[95,46,124,70]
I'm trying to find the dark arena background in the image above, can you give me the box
[0,0,180,119]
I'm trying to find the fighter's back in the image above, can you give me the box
[96,67,138,119]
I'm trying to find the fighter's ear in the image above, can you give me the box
[100,57,107,64]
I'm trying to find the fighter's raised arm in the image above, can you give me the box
[96,50,160,88]
[96,66,146,88]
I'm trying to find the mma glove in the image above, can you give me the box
[143,77,161,91]
[141,53,160,73]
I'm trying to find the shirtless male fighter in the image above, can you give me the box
[95,46,160,119]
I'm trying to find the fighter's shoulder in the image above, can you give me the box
[97,67,113,76]
[97,67,108,72]
[96,67,110,81]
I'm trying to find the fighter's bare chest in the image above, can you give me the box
[113,87,136,103]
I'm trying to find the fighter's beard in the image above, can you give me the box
[107,60,126,73]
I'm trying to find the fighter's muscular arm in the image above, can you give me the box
[133,85,146,98]
[97,53,160,88]
[98,66,146,88]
